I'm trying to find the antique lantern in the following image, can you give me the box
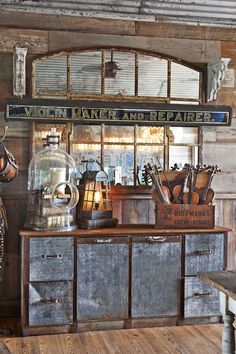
[77,161,118,229]
[25,128,79,231]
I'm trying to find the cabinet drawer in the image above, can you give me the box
[28,281,73,326]
[184,277,220,318]
[185,233,224,276]
[29,237,74,281]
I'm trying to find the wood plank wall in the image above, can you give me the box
[0,11,236,316]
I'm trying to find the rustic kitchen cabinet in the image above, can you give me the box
[20,226,229,336]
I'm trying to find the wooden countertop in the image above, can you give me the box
[198,270,236,301]
[19,224,231,237]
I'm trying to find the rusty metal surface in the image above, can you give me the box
[1,1,236,27]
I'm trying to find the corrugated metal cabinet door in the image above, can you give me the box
[77,237,129,321]
[131,235,181,318]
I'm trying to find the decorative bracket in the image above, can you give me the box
[13,47,28,98]
[206,58,231,102]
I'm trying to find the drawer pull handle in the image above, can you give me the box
[148,236,166,242]
[193,291,212,297]
[42,254,62,259]
[39,298,62,304]
[96,239,112,243]
[195,249,213,256]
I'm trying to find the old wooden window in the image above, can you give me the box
[32,49,202,185]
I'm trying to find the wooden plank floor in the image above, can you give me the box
[0,324,225,354]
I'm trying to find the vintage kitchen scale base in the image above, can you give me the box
[155,204,215,229]
[77,217,119,229]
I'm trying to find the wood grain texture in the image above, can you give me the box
[198,270,236,301]
[48,31,221,63]
[0,12,135,35]
[0,28,48,54]
[2,325,224,354]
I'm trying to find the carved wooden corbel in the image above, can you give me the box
[206,58,231,102]
[13,47,28,98]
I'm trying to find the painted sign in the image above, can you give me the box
[6,100,232,126]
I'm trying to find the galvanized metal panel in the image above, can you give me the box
[185,233,224,276]
[29,281,73,326]
[29,237,74,281]
[184,277,220,318]
[131,238,181,317]
[77,241,129,321]
[1,0,236,27]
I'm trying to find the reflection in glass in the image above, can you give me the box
[138,55,168,97]
[71,144,101,175]
[137,146,164,185]
[104,145,134,185]
[169,146,198,169]
[73,125,101,142]
[171,62,200,99]
[104,51,135,96]
[104,125,134,143]
[137,126,164,144]
[170,127,198,144]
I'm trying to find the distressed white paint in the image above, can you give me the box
[221,69,235,88]
[207,58,231,102]
[1,1,236,27]
[13,47,27,97]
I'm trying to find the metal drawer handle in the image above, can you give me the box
[148,236,166,242]
[193,291,212,297]
[195,249,213,256]
[41,253,62,259]
[96,239,112,243]
[39,298,62,304]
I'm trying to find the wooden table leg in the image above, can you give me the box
[220,292,235,354]
[222,313,235,354]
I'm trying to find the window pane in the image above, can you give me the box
[137,126,164,144]
[70,52,102,94]
[169,146,198,169]
[104,51,135,96]
[72,125,101,143]
[104,145,134,185]
[104,125,134,143]
[137,146,164,185]
[138,55,168,97]
[71,144,101,175]
[34,54,67,95]
[169,127,199,144]
[171,63,200,99]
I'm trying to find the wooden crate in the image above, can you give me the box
[155,204,215,229]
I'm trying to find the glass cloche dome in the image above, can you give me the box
[25,128,79,231]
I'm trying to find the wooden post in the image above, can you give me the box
[220,292,236,354]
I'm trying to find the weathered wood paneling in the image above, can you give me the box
[49,31,221,63]
[0,12,136,35]
[136,22,236,42]
[0,28,48,54]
